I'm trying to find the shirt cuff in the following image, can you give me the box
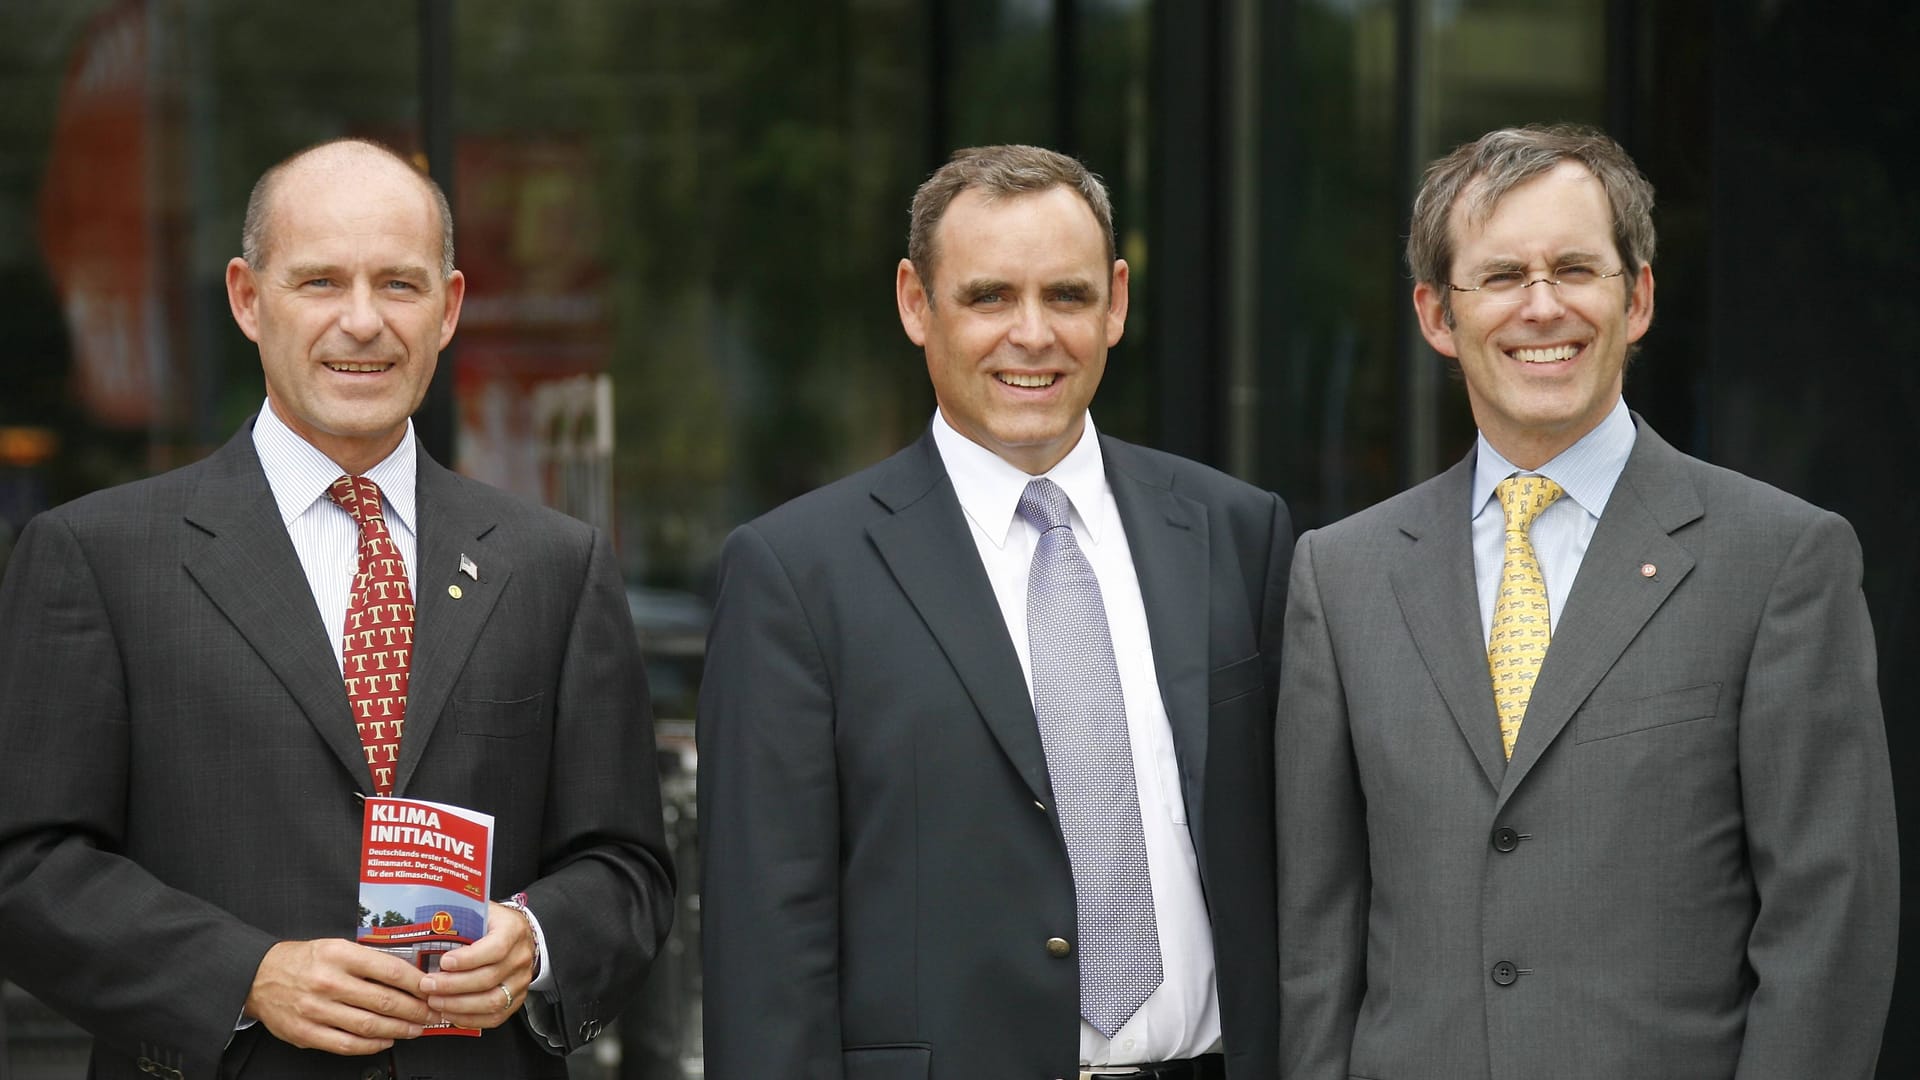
[522,904,556,995]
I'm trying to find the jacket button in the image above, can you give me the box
[1046,937,1072,958]
[1492,826,1520,852]
[1491,961,1519,986]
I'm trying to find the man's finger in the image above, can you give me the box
[246,939,434,1054]
[436,982,524,1031]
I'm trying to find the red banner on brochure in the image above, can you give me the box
[356,797,495,1037]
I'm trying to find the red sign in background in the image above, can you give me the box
[37,0,165,429]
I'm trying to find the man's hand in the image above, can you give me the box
[420,900,538,1030]
[244,938,432,1056]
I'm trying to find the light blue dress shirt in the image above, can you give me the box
[1471,398,1638,645]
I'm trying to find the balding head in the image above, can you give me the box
[241,138,455,280]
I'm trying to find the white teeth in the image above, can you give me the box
[999,372,1056,388]
[327,362,390,373]
[1512,345,1579,364]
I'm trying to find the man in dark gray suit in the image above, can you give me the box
[0,139,673,1079]
[1277,124,1898,1079]
[698,145,1292,1079]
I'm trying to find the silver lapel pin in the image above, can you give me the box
[459,553,479,581]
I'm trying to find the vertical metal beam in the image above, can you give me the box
[1053,0,1079,156]
[415,0,457,465]
[1392,0,1437,487]
[1605,0,1639,152]
[926,0,950,170]
[182,0,223,451]
[1223,0,1260,480]
[1147,0,1224,464]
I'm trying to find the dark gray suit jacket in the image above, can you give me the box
[0,422,674,1079]
[697,430,1292,1080]
[1276,417,1898,1079]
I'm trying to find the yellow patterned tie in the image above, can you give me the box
[1489,475,1564,760]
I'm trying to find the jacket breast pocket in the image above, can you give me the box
[452,691,546,738]
[1209,652,1265,706]
[1574,682,1721,743]
[843,1044,931,1080]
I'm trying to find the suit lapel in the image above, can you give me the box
[867,435,1051,804]
[181,428,371,789]
[1389,455,1509,792]
[1104,437,1212,846]
[397,453,507,794]
[1496,419,1700,808]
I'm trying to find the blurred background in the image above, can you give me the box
[0,0,1913,1076]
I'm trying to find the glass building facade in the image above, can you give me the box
[2,1,1913,1076]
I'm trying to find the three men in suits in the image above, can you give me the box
[698,145,1292,1078]
[1276,124,1898,1078]
[0,139,673,1078]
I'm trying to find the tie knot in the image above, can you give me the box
[327,475,387,526]
[1496,475,1565,533]
[1016,477,1073,533]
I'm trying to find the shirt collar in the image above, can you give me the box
[930,409,1111,548]
[252,401,419,535]
[1471,396,1636,519]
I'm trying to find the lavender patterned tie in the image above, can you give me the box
[1018,477,1163,1037]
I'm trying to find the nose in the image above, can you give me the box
[1005,296,1056,351]
[337,281,384,341]
[1516,276,1569,319]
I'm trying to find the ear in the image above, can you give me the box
[438,269,467,349]
[1105,259,1130,347]
[896,258,930,345]
[225,257,263,344]
[1412,280,1459,358]
[1624,263,1654,343]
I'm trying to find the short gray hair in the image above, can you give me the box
[240,137,455,279]
[1407,123,1655,315]
[907,144,1115,298]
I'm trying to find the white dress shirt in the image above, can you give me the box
[252,404,420,672]
[250,403,558,1004]
[930,410,1222,1067]
[1471,397,1638,643]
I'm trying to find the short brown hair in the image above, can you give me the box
[1407,124,1655,311]
[241,137,455,279]
[907,145,1115,298]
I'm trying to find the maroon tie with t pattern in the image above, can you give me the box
[326,475,413,795]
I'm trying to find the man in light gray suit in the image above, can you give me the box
[700,145,1291,1079]
[1276,124,1898,1079]
[0,139,672,1078]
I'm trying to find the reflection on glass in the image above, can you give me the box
[1260,0,1608,531]
[452,1,930,602]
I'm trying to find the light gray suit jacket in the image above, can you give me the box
[0,422,674,1079]
[699,431,1292,1080]
[1276,416,1897,1080]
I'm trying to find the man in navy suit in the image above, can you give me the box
[699,144,1292,1080]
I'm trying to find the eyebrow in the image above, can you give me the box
[952,277,1011,303]
[1468,249,1609,274]
[280,263,340,282]
[950,276,1101,302]
[280,263,434,283]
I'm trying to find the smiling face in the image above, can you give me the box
[897,184,1128,475]
[225,146,464,475]
[1413,160,1653,469]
